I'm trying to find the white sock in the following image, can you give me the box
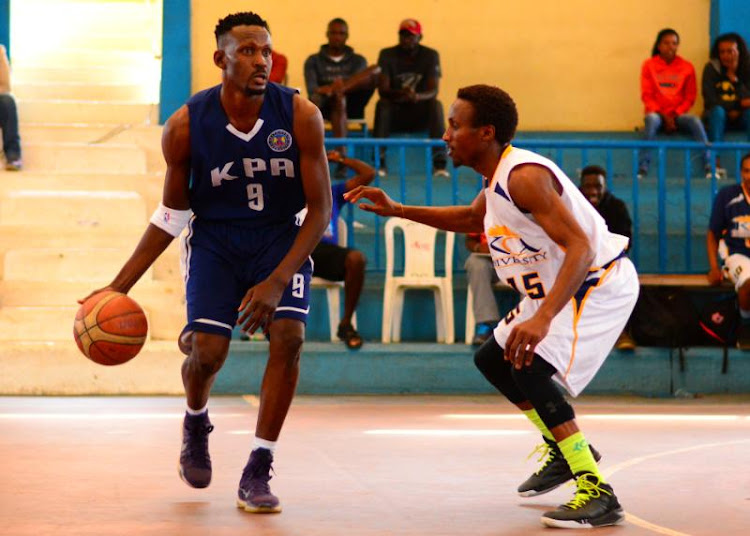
[252,436,277,453]
[186,404,208,416]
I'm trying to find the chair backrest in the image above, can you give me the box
[384,217,454,279]
[337,217,347,247]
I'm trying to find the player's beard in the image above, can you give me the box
[244,86,267,97]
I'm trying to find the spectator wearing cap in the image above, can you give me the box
[374,18,447,178]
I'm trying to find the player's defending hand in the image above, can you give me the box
[504,314,551,369]
[237,277,287,336]
[344,186,402,217]
[707,266,724,286]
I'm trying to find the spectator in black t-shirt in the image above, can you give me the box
[374,19,447,178]
[304,18,380,177]
[580,165,635,350]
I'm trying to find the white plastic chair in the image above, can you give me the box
[311,217,356,341]
[381,217,455,343]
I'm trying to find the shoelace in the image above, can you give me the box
[242,458,276,495]
[527,443,556,475]
[184,423,214,465]
[564,475,611,510]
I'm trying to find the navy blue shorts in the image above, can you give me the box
[180,218,312,338]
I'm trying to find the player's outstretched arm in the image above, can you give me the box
[80,107,192,303]
[344,186,484,233]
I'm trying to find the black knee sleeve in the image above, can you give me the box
[473,336,526,404]
[510,359,575,429]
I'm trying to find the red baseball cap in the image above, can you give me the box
[398,19,422,36]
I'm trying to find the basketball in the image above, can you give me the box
[73,291,148,366]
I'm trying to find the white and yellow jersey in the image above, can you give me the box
[483,146,628,297]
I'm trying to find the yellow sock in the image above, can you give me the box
[522,408,553,441]
[558,432,605,482]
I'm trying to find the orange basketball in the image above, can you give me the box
[73,291,148,366]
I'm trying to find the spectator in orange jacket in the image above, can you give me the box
[638,28,710,178]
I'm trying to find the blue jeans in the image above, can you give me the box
[0,93,21,162]
[638,112,710,172]
[707,105,750,142]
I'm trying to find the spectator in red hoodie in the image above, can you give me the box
[639,28,710,178]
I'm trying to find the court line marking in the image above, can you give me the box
[0,413,247,419]
[442,413,749,422]
[603,438,750,536]
[242,395,260,407]
[364,429,531,437]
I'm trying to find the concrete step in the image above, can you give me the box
[0,279,185,341]
[18,100,156,125]
[0,228,182,283]
[0,190,147,226]
[13,65,154,85]
[0,340,185,395]
[0,279,182,307]
[19,143,148,174]
[0,299,182,343]
[0,172,162,197]
[15,82,155,103]
[3,248,155,282]
[14,49,156,69]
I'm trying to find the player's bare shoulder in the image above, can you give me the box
[292,93,325,145]
[162,104,191,164]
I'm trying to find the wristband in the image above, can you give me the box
[149,202,193,237]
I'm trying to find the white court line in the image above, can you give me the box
[0,413,247,420]
[604,438,750,536]
[441,413,749,422]
[365,429,531,437]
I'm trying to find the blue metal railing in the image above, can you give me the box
[325,138,750,274]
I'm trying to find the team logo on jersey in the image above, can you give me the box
[267,129,292,152]
[487,225,547,267]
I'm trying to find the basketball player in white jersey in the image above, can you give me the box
[345,84,639,529]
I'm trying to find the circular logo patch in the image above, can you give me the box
[267,129,292,152]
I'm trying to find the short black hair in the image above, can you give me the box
[214,12,269,44]
[580,165,607,180]
[456,85,518,145]
[328,18,347,27]
[711,32,750,82]
[741,152,750,168]
[651,28,679,57]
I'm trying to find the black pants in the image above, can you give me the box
[373,98,446,167]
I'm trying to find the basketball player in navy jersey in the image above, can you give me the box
[80,12,331,513]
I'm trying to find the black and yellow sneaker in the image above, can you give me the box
[518,437,601,497]
[540,472,624,529]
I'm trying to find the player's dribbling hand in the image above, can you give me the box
[77,285,117,304]
[237,277,287,336]
[344,186,401,217]
[504,316,550,369]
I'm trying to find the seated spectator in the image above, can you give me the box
[0,44,21,171]
[639,28,710,178]
[706,152,750,350]
[464,232,501,346]
[579,165,635,350]
[311,150,375,349]
[702,33,750,146]
[270,50,288,85]
[374,19,447,178]
[304,18,380,177]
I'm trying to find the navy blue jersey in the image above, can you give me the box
[709,182,750,256]
[186,82,305,226]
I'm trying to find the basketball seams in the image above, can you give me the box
[73,291,148,365]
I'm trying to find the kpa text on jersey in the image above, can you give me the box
[211,158,295,186]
